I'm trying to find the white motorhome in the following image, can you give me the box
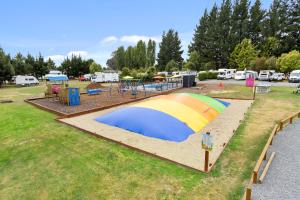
[91,70,119,83]
[217,69,236,79]
[234,71,246,80]
[14,75,39,86]
[172,71,197,76]
[258,70,275,81]
[289,70,300,83]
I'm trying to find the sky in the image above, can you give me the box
[0,0,273,67]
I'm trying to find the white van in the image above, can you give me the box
[15,75,39,86]
[234,71,246,80]
[217,69,236,79]
[258,70,275,81]
[289,70,300,83]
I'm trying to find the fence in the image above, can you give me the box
[243,111,300,200]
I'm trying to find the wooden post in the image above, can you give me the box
[253,86,256,100]
[245,187,252,200]
[279,122,283,131]
[204,150,209,172]
[298,112,300,118]
[253,172,258,184]
[289,117,293,124]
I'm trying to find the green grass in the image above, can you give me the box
[1,82,300,199]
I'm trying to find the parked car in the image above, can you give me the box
[234,71,246,80]
[79,74,91,81]
[271,73,285,81]
[14,75,39,86]
[258,70,275,81]
[79,76,87,81]
[217,69,236,79]
[288,70,300,83]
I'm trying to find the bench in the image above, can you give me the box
[87,89,102,95]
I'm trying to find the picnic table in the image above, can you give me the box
[256,82,272,93]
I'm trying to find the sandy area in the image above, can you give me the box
[60,98,252,172]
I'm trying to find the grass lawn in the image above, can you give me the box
[1,82,300,200]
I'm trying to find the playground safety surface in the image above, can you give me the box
[59,97,253,172]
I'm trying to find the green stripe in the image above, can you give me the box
[175,93,226,112]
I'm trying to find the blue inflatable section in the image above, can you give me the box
[216,99,231,107]
[95,107,194,142]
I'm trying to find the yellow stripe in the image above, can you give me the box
[132,99,208,132]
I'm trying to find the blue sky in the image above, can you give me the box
[0,0,273,67]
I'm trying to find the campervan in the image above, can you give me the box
[91,70,119,83]
[15,75,39,86]
[258,70,275,81]
[234,71,246,80]
[289,70,300,83]
[217,69,236,79]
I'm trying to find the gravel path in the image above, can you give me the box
[251,120,300,200]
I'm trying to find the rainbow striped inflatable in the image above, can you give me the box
[95,93,230,142]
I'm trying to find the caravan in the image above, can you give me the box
[14,75,39,86]
[217,69,236,79]
[91,70,119,83]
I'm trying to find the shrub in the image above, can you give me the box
[207,72,217,79]
[198,71,218,81]
[198,72,207,81]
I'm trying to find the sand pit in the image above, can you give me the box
[60,98,252,172]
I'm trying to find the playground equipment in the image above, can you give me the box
[45,75,68,98]
[95,93,230,142]
[118,78,146,98]
[45,75,80,106]
[86,82,113,98]
[59,87,80,106]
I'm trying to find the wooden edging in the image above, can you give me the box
[243,111,300,200]
[57,118,205,173]
[259,152,276,183]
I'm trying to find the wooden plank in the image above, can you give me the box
[259,152,276,183]
[253,125,278,183]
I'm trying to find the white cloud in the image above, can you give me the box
[120,35,160,44]
[46,50,89,65]
[46,55,65,64]
[101,36,118,44]
[67,51,88,58]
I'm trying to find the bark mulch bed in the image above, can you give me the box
[27,86,165,116]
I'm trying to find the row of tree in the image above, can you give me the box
[187,0,300,71]
[0,47,104,85]
[0,48,57,85]
[107,39,156,70]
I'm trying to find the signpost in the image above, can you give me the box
[202,132,213,172]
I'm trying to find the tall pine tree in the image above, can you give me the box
[249,0,265,46]
[157,29,183,71]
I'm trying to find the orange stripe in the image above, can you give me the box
[161,95,219,121]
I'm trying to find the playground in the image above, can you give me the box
[26,78,182,116]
